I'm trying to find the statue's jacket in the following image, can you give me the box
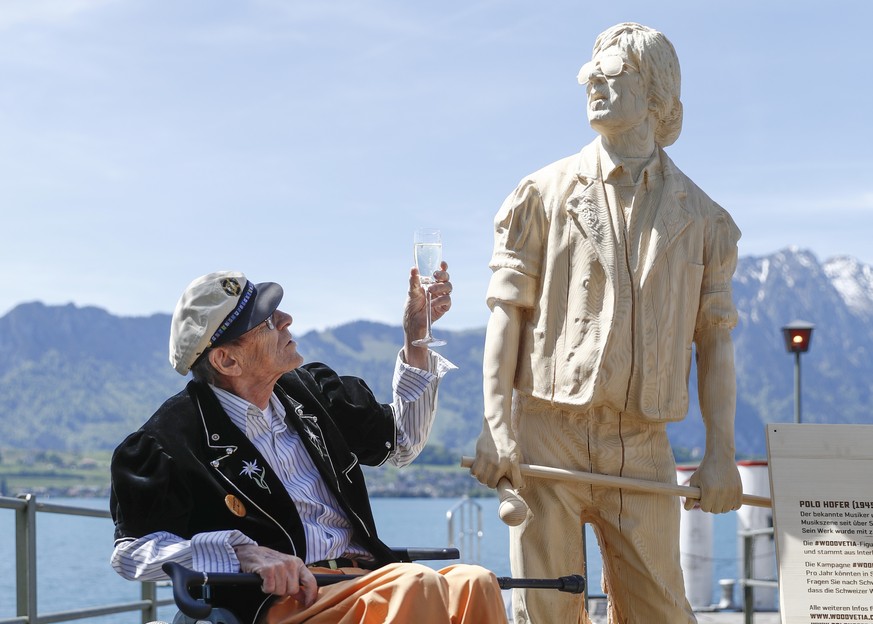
[487,138,741,421]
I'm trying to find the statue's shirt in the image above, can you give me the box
[487,137,740,420]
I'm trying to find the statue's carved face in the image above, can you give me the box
[583,45,650,138]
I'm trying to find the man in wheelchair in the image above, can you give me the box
[109,267,508,623]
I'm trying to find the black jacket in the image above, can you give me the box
[110,362,401,620]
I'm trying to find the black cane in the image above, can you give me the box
[497,574,585,593]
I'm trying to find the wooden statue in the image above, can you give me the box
[470,22,744,624]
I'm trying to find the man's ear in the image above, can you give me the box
[208,346,244,377]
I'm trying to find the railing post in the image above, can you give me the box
[16,493,38,622]
[141,582,158,624]
[582,524,588,613]
[743,531,754,624]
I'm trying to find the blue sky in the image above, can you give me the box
[2,0,872,333]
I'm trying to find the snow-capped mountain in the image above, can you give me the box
[0,247,870,459]
[675,247,873,457]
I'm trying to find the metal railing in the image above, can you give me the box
[739,526,779,624]
[0,493,173,624]
[446,496,483,564]
[3,491,771,623]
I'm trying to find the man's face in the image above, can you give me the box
[231,309,304,379]
[581,45,651,137]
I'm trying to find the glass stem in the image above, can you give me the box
[424,288,434,340]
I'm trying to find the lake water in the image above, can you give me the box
[0,497,750,623]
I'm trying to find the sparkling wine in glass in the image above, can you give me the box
[412,228,446,347]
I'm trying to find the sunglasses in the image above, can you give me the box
[577,55,637,85]
[263,314,276,331]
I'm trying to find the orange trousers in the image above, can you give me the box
[264,562,508,624]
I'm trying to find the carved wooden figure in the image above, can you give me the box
[470,22,743,624]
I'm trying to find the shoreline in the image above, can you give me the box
[1,463,496,500]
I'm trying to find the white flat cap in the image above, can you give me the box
[169,270,283,375]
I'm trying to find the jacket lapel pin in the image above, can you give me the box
[225,494,247,517]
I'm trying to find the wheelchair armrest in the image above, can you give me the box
[163,548,459,619]
[163,562,362,619]
[163,562,260,619]
[163,556,584,620]
[390,546,460,562]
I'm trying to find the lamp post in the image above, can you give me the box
[781,320,814,424]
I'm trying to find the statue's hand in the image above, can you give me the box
[471,420,524,490]
[686,455,742,514]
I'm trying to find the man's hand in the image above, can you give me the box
[402,262,452,368]
[234,544,317,607]
[685,454,743,514]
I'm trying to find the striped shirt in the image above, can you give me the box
[110,350,455,580]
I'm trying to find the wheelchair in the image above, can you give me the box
[161,547,585,624]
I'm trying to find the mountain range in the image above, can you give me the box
[1,247,871,460]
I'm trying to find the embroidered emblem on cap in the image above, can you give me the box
[221,278,242,297]
[209,281,255,346]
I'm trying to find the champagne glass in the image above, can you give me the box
[412,228,446,347]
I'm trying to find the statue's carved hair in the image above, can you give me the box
[592,22,683,147]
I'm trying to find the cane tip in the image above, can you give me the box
[496,477,528,526]
[498,497,527,526]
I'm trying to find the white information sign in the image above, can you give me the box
[767,424,873,623]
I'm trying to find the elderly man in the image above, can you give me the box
[110,266,507,623]
[471,22,743,623]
